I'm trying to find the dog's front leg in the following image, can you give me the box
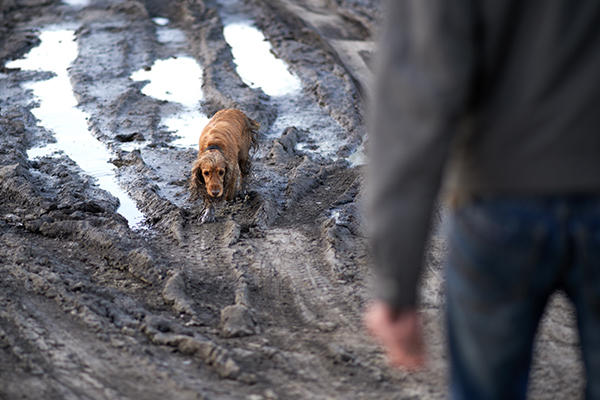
[200,204,215,223]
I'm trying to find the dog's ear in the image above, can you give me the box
[189,159,205,201]
[224,159,244,200]
[246,116,260,152]
[222,160,236,200]
[222,161,230,187]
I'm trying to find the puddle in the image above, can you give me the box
[131,57,203,108]
[223,22,301,97]
[6,27,145,229]
[152,18,186,45]
[157,28,187,45]
[152,18,169,26]
[163,111,208,148]
[152,18,187,45]
[131,22,208,149]
[218,3,355,161]
[220,15,345,159]
[131,56,208,148]
[63,0,90,6]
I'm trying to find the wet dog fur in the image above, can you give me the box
[189,109,259,222]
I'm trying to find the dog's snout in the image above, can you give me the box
[210,188,221,197]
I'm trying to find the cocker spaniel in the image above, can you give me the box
[189,109,259,223]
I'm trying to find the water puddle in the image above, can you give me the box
[223,22,301,97]
[152,18,187,46]
[6,27,145,229]
[132,57,202,107]
[157,28,187,46]
[218,3,354,161]
[162,111,208,148]
[63,0,90,6]
[152,18,169,27]
[131,56,208,148]
[131,20,208,149]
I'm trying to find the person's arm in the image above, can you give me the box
[368,0,475,313]
[366,0,476,368]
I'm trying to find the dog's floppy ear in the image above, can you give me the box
[224,159,244,200]
[246,116,260,152]
[189,159,205,201]
[223,159,240,200]
[221,159,232,198]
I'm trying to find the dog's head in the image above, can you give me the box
[189,150,228,201]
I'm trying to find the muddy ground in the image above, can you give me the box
[0,0,586,399]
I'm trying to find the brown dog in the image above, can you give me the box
[189,109,259,222]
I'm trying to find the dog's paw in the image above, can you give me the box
[200,207,215,224]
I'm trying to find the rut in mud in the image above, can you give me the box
[0,0,585,399]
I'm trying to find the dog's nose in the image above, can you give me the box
[210,189,221,197]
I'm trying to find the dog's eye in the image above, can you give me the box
[218,170,225,176]
[203,171,209,176]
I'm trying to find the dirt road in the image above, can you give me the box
[0,0,585,398]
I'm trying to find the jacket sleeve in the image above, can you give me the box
[368,0,476,310]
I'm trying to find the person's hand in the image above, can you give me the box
[364,301,425,370]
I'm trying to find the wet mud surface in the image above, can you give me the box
[0,1,585,399]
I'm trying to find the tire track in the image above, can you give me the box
[249,228,360,331]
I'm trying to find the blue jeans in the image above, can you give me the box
[446,195,600,400]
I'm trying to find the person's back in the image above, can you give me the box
[365,1,600,399]
[451,1,600,196]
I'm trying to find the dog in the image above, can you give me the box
[189,109,259,223]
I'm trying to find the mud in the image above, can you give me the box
[0,0,585,399]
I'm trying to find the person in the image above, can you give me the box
[363,1,600,399]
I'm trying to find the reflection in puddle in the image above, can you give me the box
[6,28,145,229]
[131,56,208,148]
[223,22,301,97]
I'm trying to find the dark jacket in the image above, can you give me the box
[369,0,600,309]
